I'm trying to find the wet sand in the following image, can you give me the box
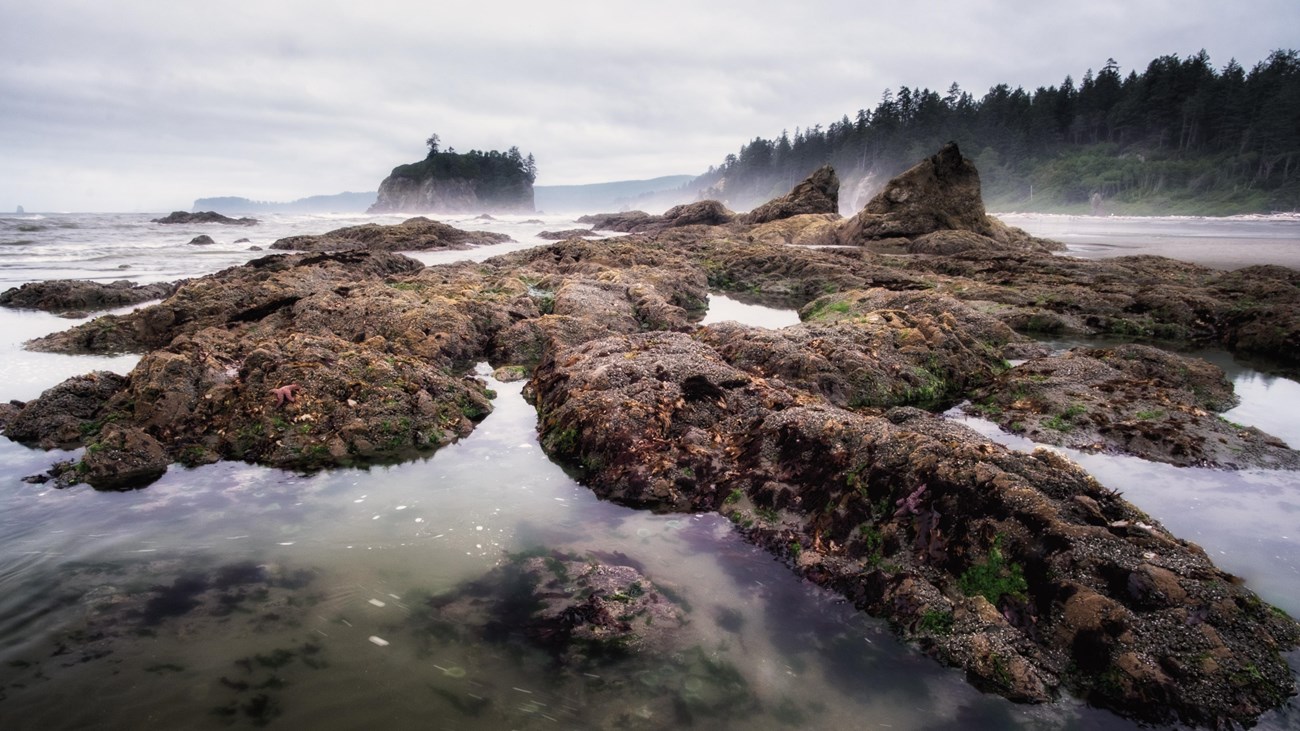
[999,213,1300,270]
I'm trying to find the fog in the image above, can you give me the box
[3,0,1298,211]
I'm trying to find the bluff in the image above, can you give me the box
[368,146,536,214]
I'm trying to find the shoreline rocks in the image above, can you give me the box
[269,216,511,252]
[529,330,1299,727]
[4,144,1298,726]
[537,228,602,240]
[0,279,182,314]
[739,164,840,225]
[968,343,1300,469]
[152,211,258,225]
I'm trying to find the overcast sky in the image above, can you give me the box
[3,0,1297,212]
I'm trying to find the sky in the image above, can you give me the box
[2,0,1298,212]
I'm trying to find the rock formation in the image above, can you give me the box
[578,199,736,234]
[268,216,511,252]
[529,330,1299,725]
[0,279,181,314]
[836,142,1059,254]
[537,228,602,240]
[368,148,536,214]
[969,343,1300,469]
[152,211,258,225]
[5,144,1299,727]
[739,165,840,224]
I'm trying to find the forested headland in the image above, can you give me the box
[692,50,1300,215]
[368,136,538,214]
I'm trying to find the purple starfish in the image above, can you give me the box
[271,384,300,407]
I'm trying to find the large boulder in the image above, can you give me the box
[836,143,1060,253]
[270,216,511,252]
[841,142,991,240]
[80,424,169,490]
[25,251,428,354]
[417,550,689,664]
[537,228,601,240]
[741,165,840,224]
[1,371,129,448]
[698,290,1014,410]
[576,210,657,232]
[577,200,735,234]
[152,211,257,225]
[0,279,181,314]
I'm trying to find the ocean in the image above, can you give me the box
[0,211,1298,730]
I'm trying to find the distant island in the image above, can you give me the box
[368,135,537,214]
[195,178,696,217]
[192,191,378,215]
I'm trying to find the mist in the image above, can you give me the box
[4,0,1299,211]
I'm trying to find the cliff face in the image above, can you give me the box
[369,176,534,214]
[367,151,536,214]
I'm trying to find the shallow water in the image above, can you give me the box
[1000,213,1300,270]
[1,214,1299,729]
[700,294,801,329]
[2,370,1126,731]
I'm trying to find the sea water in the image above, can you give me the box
[0,212,1298,729]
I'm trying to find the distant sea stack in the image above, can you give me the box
[368,137,537,215]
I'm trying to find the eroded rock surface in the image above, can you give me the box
[418,551,689,664]
[0,279,181,314]
[836,142,1060,255]
[152,211,258,225]
[7,145,1299,727]
[530,331,1299,727]
[740,165,840,225]
[968,344,1299,468]
[537,228,602,240]
[270,216,511,252]
[578,200,735,234]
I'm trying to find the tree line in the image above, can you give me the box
[692,50,1300,214]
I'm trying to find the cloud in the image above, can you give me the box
[2,0,1298,210]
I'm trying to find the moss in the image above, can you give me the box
[544,427,580,455]
[918,609,954,635]
[1044,403,1087,432]
[958,535,1028,604]
[858,524,884,566]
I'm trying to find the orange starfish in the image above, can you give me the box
[271,384,300,407]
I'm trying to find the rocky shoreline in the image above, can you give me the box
[2,143,1297,727]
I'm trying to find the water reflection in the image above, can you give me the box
[700,294,801,328]
[2,371,1088,730]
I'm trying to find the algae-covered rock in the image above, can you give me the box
[968,343,1299,468]
[80,424,168,490]
[1,371,129,449]
[530,330,1300,727]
